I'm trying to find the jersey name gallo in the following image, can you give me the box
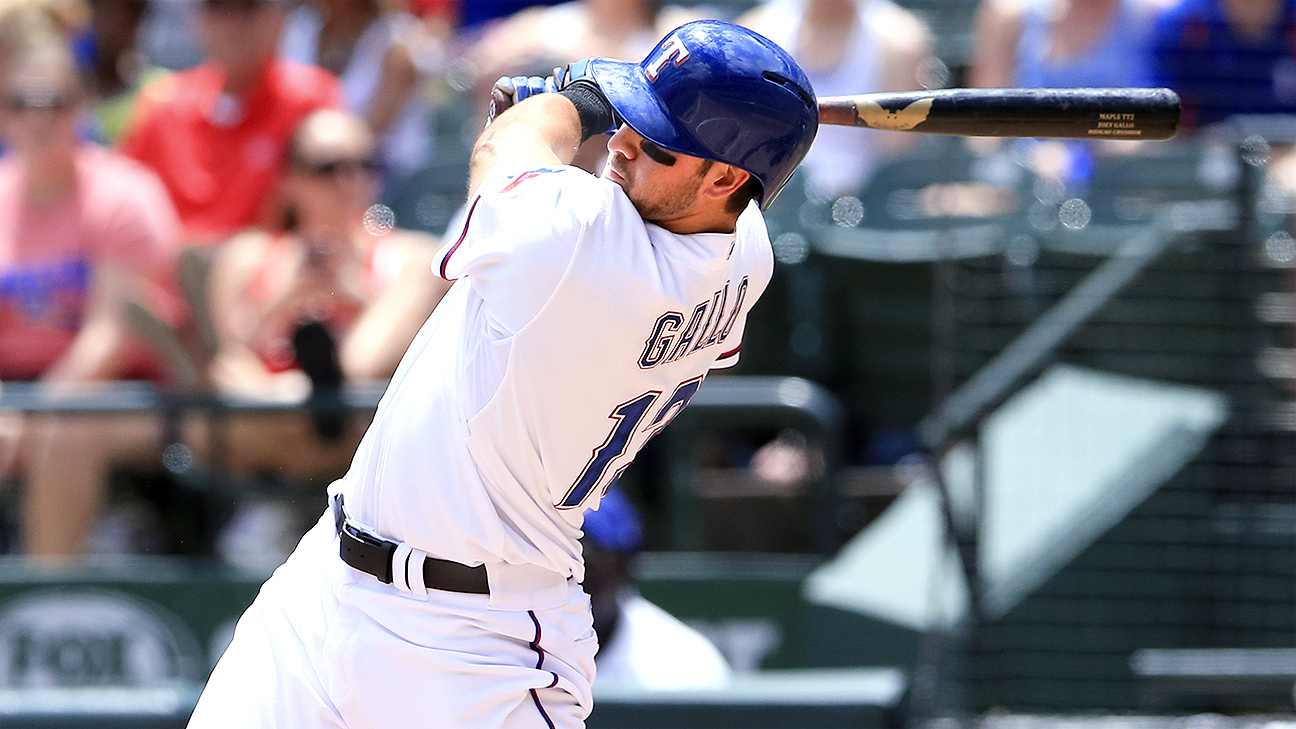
[638,277,748,369]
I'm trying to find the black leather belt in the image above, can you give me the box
[338,521,490,595]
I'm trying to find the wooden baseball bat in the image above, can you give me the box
[817,87,1181,140]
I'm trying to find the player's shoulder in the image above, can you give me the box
[442,166,616,273]
[481,165,575,194]
[736,204,775,263]
[480,163,595,190]
[478,165,619,220]
[722,206,772,301]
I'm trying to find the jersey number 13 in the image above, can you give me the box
[558,376,704,509]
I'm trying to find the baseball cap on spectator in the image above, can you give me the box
[581,488,643,554]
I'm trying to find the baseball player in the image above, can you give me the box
[187,19,817,729]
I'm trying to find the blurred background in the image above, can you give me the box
[0,0,1295,727]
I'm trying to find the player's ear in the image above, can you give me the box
[701,164,750,201]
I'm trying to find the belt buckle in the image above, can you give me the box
[342,520,397,585]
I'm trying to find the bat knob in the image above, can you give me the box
[486,88,508,127]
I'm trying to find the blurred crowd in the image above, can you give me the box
[0,0,1294,565]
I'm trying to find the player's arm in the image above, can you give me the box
[468,93,582,198]
[468,62,619,198]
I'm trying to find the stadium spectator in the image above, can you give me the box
[119,0,342,247]
[969,0,1168,186]
[12,107,445,562]
[88,0,169,145]
[0,0,89,87]
[1151,0,1296,132]
[203,107,449,566]
[738,0,934,198]
[971,0,1163,90]
[208,107,446,413]
[0,28,181,559]
[279,0,433,180]
[582,487,733,690]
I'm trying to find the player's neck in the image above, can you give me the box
[653,208,740,236]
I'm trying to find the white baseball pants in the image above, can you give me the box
[187,510,597,728]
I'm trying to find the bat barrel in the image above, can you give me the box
[819,87,1182,140]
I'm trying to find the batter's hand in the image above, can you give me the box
[487,75,557,126]
[552,59,596,91]
[553,59,621,135]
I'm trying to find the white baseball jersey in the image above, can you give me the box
[329,163,773,583]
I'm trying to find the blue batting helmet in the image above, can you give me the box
[589,20,818,210]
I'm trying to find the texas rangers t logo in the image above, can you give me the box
[644,33,690,81]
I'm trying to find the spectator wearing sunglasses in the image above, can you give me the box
[201,108,449,566]
[119,0,342,248]
[0,28,181,558]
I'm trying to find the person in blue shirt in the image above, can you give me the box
[1151,0,1296,131]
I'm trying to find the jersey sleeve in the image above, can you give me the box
[435,166,608,335]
